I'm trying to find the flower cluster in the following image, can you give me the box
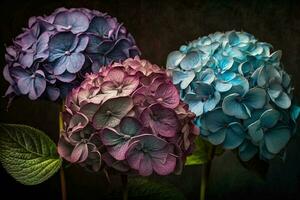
[3,7,140,101]
[166,31,300,161]
[58,57,198,175]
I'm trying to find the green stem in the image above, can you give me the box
[121,174,128,200]
[59,102,67,200]
[60,167,67,200]
[200,146,216,200]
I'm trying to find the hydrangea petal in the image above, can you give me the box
[107,140,131,161]
[180,51,202,70]
[71,143,89,163]
[244,88,266,109]
[154,83,180,109]
[223,122,245,149]
[139,155,153,176]
[92,97,133,129]
[166,51,185,69]
[49,32,76,62]
[152,154,176,175]
[65,53,85,73]
[239,141,258,161]
[247,120,264,143]
[272,92,291,109]
[87,16,113,37]
[141,104,179,137]
[215,80,232,92]
[208,128,226,145]
[260,109,280,128]
[172,70,195,89]
[101,128,124,146]
[54,11,89,34]
[222,93,249,119]
[120,117,142,136]
[184,95,204,116]
[265,126,291,154]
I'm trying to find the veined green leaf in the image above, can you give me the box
[0,123,62,185]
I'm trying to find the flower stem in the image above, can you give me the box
[200,146,216,200]
[121,174,128,200]
[59,102,67,200]
[60,167,67,200]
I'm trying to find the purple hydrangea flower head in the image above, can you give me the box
[3,7,140,101]
[58,57,199,175]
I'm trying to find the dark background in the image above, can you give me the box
[0,0,300,199]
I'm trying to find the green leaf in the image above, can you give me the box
[106,178,186,200]
[186,137,224,165]
[0,123,62,185]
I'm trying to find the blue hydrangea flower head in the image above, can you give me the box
[3,7,140,101]
[166,31,300,161]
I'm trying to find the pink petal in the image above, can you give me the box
[127,152,143,170]
[155,83,180,109]
[70,143,88,163]
[141,104,180,137]
[100,128,122,146]
[101,81,118,95]
[152,154,176,175]
[79,103,100,121]
[105,67,125,84]
[139,155,153,176]
[57,136,73,162]
[108,140,131,161]
[121,75,139,95]
[140,107,151,127]
[126,141,143,170]
[68,112,89,133]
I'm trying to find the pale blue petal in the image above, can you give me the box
[247,120,264,143]
[267,82,282,99]
[228,32,240,46]
[203,91,220,112]
[87,16,112,36]
[172,70,195,89]
[180,51,202,70]
[215,80,232,92]
[238,61,253,75]
[239,141,258,161]
[202,108,234,132]
[222,93,249,119]
[260,144,275,160]
[291,105,300,122]
[65,53,85,73]
[244,88,266,109]
[54,11,89,34]
[208,128,226,145]
[218,56,234,71]
[75,35,89,52]
[166,51,185,69]
[264,126,291,154]
[53,56,67,75]
[185,95,204,116]
[260,109,280,128]
[197,68,215,84]
[230,75,249,95]
[49,32,76,61]
[223,122,245,149]
[272,92,291,109]
[218,71,236,82]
